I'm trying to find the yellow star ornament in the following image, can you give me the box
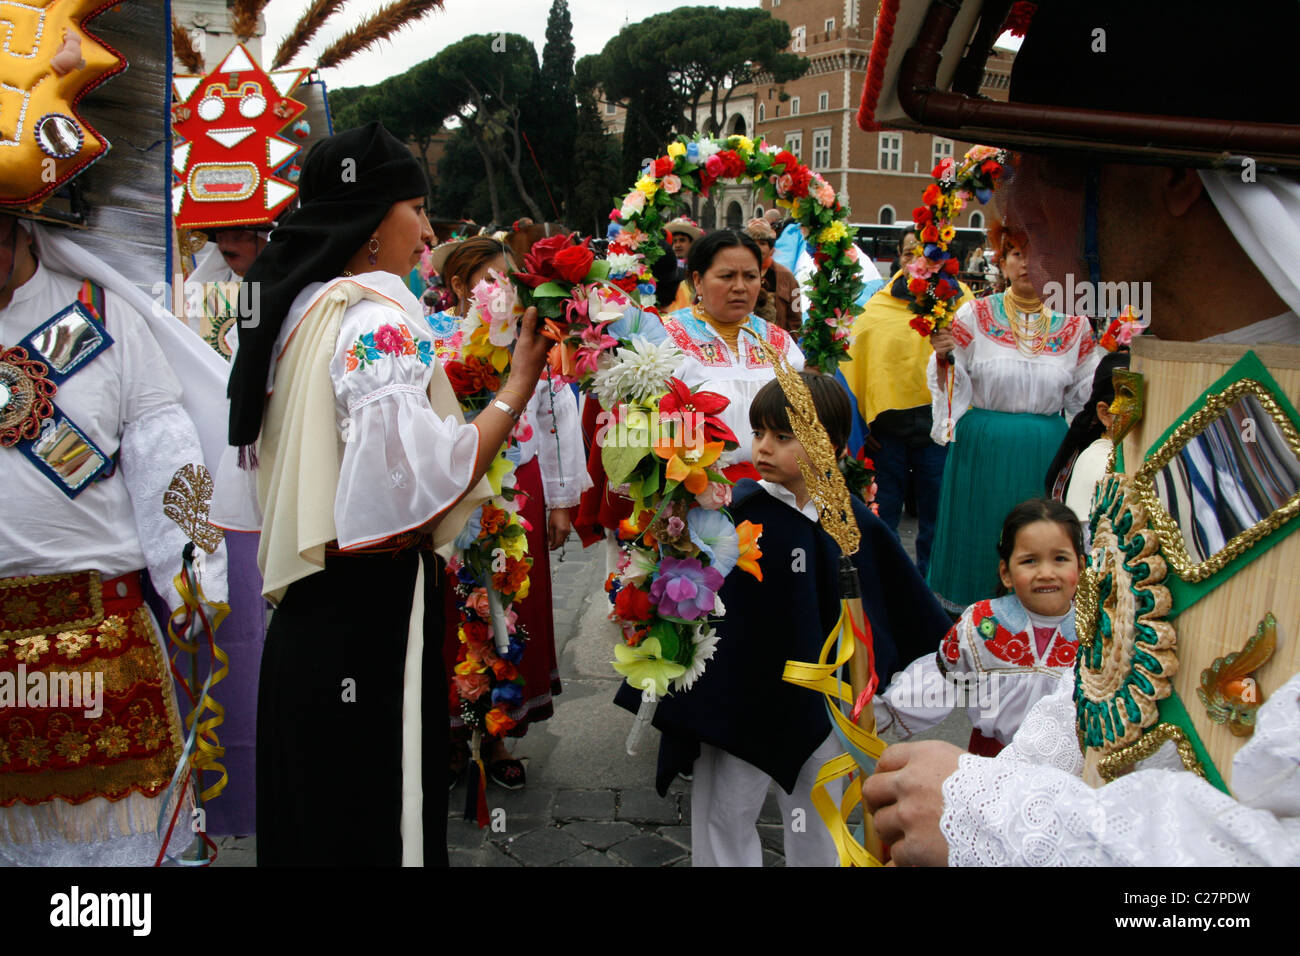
[0,0,127,209]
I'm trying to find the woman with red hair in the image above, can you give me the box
[924,222,1100,612]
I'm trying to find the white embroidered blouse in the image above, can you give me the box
[927,294,1101,444]
[662,308,805,465]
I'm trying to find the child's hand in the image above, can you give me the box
[861,740,963,866]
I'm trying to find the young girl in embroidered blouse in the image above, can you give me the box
[874,497,1085,757]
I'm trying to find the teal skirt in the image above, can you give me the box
[926,408,1069,611]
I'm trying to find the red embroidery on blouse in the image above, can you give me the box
[951,312,973,348]
[972,600,1035,667]
[743,320,790,369]
[1076,328,1098,365]
[662,316,729,368]
[1044,636,1078,667]
[941,625,961,664]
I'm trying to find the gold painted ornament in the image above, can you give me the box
[0,0,128,209]
[1198,613,1277,737]
[163,463,224,554]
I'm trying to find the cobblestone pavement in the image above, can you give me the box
[214,513,970,867]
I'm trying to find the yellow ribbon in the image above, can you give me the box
[783,603,887,867]
[167,563,231,803]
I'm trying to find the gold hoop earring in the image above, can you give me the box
[368,237,379,265]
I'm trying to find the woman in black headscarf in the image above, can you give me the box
[217,123,549,866]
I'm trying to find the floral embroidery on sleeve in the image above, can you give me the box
[345,322,434,373]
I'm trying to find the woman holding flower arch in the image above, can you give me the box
[924,219,1100,612]
[216,124,551,865]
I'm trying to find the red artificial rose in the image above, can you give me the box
[654,156,674,177]
[907,277,929,296]
[787,164,812,198]
[942,257,960,274]
[612,275,640,293]
[920,224,939,243]
[909,315,934,336]
[935,278,958,300]
[444,361,478,397]
[912,206,932,225]
[614,584,654,623]
[552,238,595,283]
[514,233,573,288]
[774,150,799,172]
[922,184,942,206]
[609,208,623,221]
[717,150,745,179]
[981,159,1000,175]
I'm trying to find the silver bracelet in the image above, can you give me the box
[492,398,523,422]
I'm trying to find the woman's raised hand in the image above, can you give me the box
[512,305,550,387]
[930,328,956,362]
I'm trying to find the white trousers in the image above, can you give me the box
[691,733,843,867]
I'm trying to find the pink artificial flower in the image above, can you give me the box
[662,174,681,194]
[373,324,405,354]
[776,173,794,197]
[466,587,492,621]
[695,482,732,511]
[667,515,686,538]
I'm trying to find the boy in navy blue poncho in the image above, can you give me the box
[616,372,950,865]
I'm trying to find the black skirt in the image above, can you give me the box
[256,549,448,866]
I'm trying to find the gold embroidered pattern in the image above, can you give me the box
[44,589,82,620]
[164,463,224,554]
[54,730,91,764]
[133,715,166,751]
[96,615,126,650]
[95,725,131,758]
[1096,722,1206,783]
[1133,379,1300,582]
[0,570,104,640]
[13,635,49,663]
[15,735,50,768]
[55,630,92,660]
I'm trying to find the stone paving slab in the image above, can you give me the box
[495,826,587,866]
[560,821,640,851]
[607,834,688,867]
[554,789,617,821]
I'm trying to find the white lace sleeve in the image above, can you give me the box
[120,403,229,608]
[331,302,480,549]
[940,672,1300,866]
[532,374,592,509]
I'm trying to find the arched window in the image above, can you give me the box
[729,114,747,136]
[725,201,744,230]
[701,199,718,231]
[969,210,985,229]
[758,103,765,122]
[878,205,895,225]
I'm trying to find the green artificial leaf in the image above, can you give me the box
[602,423,651,487]
[586,259,610,282]
[648,620,681,662]
[532,281,569,298]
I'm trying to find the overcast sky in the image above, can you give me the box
[263,0,759,92]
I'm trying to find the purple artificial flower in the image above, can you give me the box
[649,556,724,621]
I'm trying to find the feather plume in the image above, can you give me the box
[272,0,350,70]
[172,19,205,74]
[316,0,445,71]
[230,0,270,41]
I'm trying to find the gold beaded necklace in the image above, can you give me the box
[1002,289,1050,356]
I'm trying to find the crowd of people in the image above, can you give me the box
[2,0,1297,871]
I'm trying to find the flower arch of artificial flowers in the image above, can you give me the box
[606,133,866,373]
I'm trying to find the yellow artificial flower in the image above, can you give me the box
[500,530,528,562]
[612,637,686,698]
[636,175,658,198]
[667,141,686,159]
[734,135,754,154]
[485,453,514,497]
[790,199,802,220]
[818,220,848,245]
[939,224,956,243]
